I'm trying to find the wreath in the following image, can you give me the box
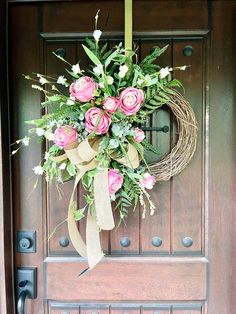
[12,24,197,269]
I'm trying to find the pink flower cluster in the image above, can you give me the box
[68,76,146,136]
[85,107,111,134]
[108,169,123,195]
[84,86,144,135]
[70,76,98,103]
[119,87,144,116]
[140,173,156,190]
[54,125,78,148]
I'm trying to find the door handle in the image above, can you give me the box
[141,125,169,133]
[17,283,30,314]
[16,267,37,314]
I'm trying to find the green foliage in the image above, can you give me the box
[142,139,160,155]
[139,45,168,74]
[17,22,189,229]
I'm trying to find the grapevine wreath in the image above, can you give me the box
[12,24,197,269]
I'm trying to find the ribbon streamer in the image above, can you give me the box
[51,138,139,269]
[125,0,133,51]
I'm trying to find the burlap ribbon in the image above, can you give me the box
[51,138,139,269]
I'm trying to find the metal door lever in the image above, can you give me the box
[16,267,37,314]
[17,281,30,314]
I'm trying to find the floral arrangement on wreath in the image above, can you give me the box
[12,21,189,269]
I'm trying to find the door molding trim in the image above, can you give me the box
[0,1,15,313]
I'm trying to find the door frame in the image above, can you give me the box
[0,1,15,313]
[1,1,236,313]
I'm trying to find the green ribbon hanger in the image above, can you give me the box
[124,0,133,51]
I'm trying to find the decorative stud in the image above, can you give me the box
[152,236,162,247]
[55,48,66,58]
[182,237,193,247]
[120,237,131,247]
[59,237,70,247]
[183,45,193,57]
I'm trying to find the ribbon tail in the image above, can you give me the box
[94,169,115,230]
[86,213,104,269]
[67,171,87,258]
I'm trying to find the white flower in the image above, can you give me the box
[93,64,103,76]
[160,67,170,79]
[59,162,67,170]
[35,128,44,136]
[44,152,50,161]
[106,76,114,85]
[72,64,81,75]
[39,77,48,85]
[49,121,56,127]
[33,165,44,175]
[118,64,129,78]
[32,85,43,91]
[57,75,67,86]
[22,136,30,146]
[99,82,105,88]
[11,150,18,155]
[66,99,75,106]
[137,78,144,86]
[179,65,187,71]
[93,30,102,41]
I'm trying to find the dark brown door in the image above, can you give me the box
[8,1,236,313]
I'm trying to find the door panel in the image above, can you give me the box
[8,1,236,314]
[48,303,204,314]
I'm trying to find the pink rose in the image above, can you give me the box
[140,173,156,190]
[134,127,145,142]
[119,87,144,116]
[85,107,111,134]
[102,96,119,113]
[69,76,98,103]
[54,125,78,148]
[108,169,123,195]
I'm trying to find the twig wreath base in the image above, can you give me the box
[149,91,198,181]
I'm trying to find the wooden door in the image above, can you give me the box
[8,1,236,313]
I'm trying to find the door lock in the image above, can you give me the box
[17,231,36,253]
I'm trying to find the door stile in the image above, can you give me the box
[0,1,15,314]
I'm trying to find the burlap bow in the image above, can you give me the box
[51,137,139,269]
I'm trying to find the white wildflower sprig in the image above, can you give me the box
[32,84,44,91]
[72,64,81,75]
[11,136,30,155]
[159,66,173,79]
[39,76,48,85]
[33,165,44,175]
[93,30,102,42]
[57,75,68,86]
[118,64,129,78]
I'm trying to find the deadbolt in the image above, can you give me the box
[17,231,36,253]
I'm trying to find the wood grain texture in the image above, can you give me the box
[9,4,45,313]
[172,39,205,255]
[45,257,207,301]
[140,40,172,255]
[0,1,15,313]
[208,1,236,313]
